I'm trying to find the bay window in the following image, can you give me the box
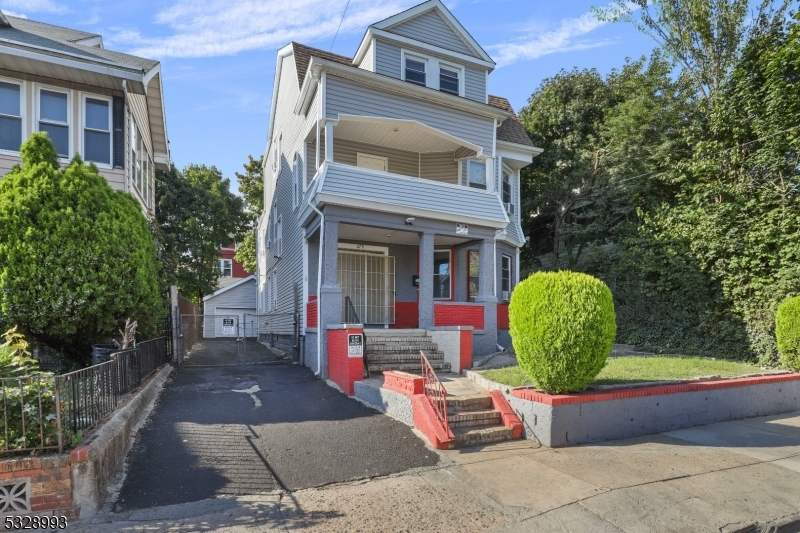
[0,81,22,152]
[39,89,69,158]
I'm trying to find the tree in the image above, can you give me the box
[156,164,247,302]
[234,155,264,273]
[0,134,161,363]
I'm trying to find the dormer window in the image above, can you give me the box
[404,57,426,86]
[439,67,459,95]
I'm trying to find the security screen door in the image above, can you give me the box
[338,250,396,325]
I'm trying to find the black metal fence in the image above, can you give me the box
[0,336,171,455]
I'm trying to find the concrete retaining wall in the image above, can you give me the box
[353,380,414,427]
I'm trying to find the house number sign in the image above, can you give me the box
[348,334,363,358]
[456,223,469,235]
[222,318,235,335]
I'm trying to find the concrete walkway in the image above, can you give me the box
[70,407,800,532]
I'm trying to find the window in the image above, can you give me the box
[84,97,111,165]
[501,255,512,301]
[468,161,487,190]
[356,152,388,172]
[0,81,22,152]
[292,152,300,208]
[433,250,451,300]
[275,214,283,257]
[219,259,233,277]
[439,66,459,96]
[269,271,278,310]
[467,250,479,302]
[39,89,69,158]
[404,57,426,86]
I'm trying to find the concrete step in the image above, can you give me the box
[447,394,494,411]
[366,344,439,354]
[448,409,502,428]
[368,362,451,375]
[366,352,444,364]
[453,425,514,448]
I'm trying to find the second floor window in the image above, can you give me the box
[84,98,111,165]
[439,67,459,96]
[501,255,512,301]
[39,89,69,158]
[405,57,426,86]
[0,81,22,152]
[219,259,233,277]
[502,167,512,204]
[468,161,486,190]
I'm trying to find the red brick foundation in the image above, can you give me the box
[0,455,80,519]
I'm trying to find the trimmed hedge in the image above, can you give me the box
[510,271,616,393]
[777,296,800,372]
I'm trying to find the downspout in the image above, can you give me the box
[310,202,325,376]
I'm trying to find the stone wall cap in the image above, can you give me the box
[326,323,364,330]
[428,326,474,331]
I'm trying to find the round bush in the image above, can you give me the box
[776,296,800,372]
[509,271,616,393]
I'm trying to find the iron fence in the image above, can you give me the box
[0,336,171,455]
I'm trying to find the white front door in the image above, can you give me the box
[356,152,388,172]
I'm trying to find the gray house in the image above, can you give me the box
[0,11,169,215]
[258,0,540,377]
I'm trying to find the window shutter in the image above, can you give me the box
[113,97,124,169]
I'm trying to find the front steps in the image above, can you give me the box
[448,394,514,448]
[365,329,451,376]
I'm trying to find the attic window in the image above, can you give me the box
[404,57,426,86]
[439,67,459,96]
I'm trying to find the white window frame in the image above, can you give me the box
[501,163,513,205]
[35,84,72,161]
[501,254,512,301]
[275,214,283,257]
[433,249,453,301]
[0,76,26,156]
[467,159,488,190]
[219,258,233,277]
[80,93,113,169]
[270,271,278,310]
[400,49,465,97]
[356,152,388,172]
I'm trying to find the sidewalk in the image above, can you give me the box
[72,410,800,532]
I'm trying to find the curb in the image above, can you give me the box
[732,512,800,532]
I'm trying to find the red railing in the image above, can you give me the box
[420,350,448,431]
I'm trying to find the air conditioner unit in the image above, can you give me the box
[502,290,510,301]
[504,202,514,214]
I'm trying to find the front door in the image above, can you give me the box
[338,249,396,325]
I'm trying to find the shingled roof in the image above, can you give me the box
[292,42,353,88]
[488,96,534,147]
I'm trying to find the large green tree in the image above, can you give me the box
[233,155,264,273]
[0,134,161,363]
[156,164,247,302]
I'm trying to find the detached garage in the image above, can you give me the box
[202,275,257,338]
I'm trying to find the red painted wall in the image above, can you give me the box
[497,304,510,330]
[434,304,485,330]
[392,302,419,328]
[306,297,318,328]
[327,327,364,396]
[219,242,252,278]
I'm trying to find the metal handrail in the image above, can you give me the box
[420,350,448,431]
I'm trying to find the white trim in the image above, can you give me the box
[34,82,72,162]
[0,42,144,80]
[496,139,543,157]
[338,243,389,255]
[0,75,25,156]
[500,254,512,301]
[357,28,494,70]
[264,43,295,169]
[400,49,465,97]
[437,60,465,98]
[219,258,233,277]
[433,248,453,300]
[79,93,113,169]
[203,275,256,301]
[302,237,309,332]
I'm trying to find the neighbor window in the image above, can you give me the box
[501,255,512,301]
[84,97,111,164]
[39,89,69,158]
[439,66,459,95]
[0,81,22,152]
[433,250,451,300]
[404,57,426,86]
[468,161,486,190]
[502,167,512,204]
[467,250,479,302]
[219,259,233,277]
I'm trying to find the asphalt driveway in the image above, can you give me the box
[115,362,439,511]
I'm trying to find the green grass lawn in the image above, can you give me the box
[480,356,766,389]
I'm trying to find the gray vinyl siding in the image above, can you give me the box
[127,92,152,156]
[333,138,419,177]
[202,279,257,337]
[375,40,402,79]
[420,151,458,184]
[320,162,507,223]
[464,67,486,103]
[359,40,375,71]
[386,10,476,57]
[326,74,494,156]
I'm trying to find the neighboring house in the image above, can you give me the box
[258,0,540,376]
[218,241,252,279]
[202,275,257,338]
[0,11,169,215]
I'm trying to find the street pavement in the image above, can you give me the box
[67,358,800,532]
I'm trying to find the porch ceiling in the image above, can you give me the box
[338,223,474,247]
[333,114,481,157]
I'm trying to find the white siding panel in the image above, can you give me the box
[326,75,494,156]
[359,40,375,71]
[386,10,476,57]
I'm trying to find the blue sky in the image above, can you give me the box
[3,0,655,191]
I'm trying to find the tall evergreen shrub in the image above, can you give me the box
[776,296,800,372]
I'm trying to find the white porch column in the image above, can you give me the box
[325,120,334,163]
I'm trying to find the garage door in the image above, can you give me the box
[214,308,257,338]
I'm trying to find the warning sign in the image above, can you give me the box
[222,318,235,335]
[348,334,363,358]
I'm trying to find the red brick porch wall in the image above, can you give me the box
[327,326,364,396]
[497,304,509,329]
[434,304,484,330]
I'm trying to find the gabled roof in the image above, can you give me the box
[292,42,352,88]
[204,275,256,301]
[488,96,534,147]
[371,0,492,64]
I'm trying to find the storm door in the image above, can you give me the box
[337,250,396,325]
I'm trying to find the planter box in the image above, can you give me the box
[499,374,800,447]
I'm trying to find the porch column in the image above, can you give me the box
[319,219,341,378]
[475,239,496,303]
[418,232,435,329]
[476,238,498,351]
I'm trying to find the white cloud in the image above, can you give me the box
[113,0,421,59]
[0,0,66,14]
[1,10,26,18]
[487,4,638,67]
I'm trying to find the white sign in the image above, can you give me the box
[222,318,235,335]
[348,334,363,358]
[456,223,469,235]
